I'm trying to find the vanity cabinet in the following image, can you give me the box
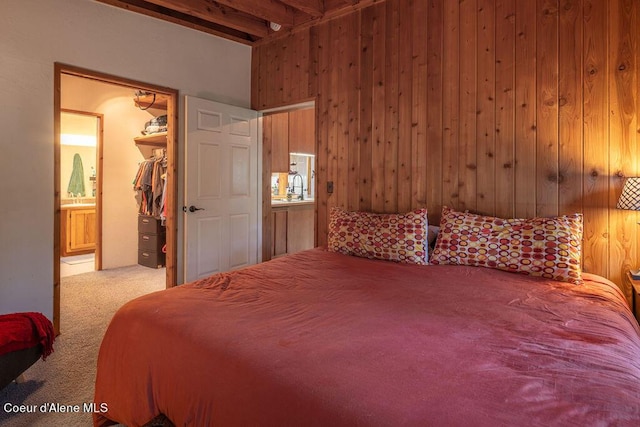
[271,209,288,258]
[287,204,315,253]
[61,206,96,257]
[271,203,314,259]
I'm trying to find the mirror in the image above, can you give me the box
[60,112,98,204]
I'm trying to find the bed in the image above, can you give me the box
[94,243,640,426]
[0,312,55,390]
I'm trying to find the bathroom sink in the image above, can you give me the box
[61,198,96,207]
[271,198,314,205]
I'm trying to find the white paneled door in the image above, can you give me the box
[184,96,259,282]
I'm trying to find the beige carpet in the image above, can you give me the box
[0,265,166,426]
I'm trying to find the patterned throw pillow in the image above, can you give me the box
[430,207,583,284]
[328,207,429,265]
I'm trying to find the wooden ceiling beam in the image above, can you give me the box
[100,0,374,45]
[324,0,360,10]
[144,0,269,37]
[97,0,256,43]
[253,0,376,47]
[211,0,296,27]
[279,0,324,18]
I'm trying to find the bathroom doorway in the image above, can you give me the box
[59,110,102,277]
[53,63,178,333]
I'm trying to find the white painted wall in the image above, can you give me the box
[0,0,251,320]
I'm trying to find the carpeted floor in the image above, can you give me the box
[0,265,166,426]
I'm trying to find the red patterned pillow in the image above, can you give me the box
[430,207,583,284]
[328,207,429,265]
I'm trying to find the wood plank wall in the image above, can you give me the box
[252,0,640,301]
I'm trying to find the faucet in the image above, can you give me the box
[292,174,304,201]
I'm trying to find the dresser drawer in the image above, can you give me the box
[138,232,166,252]
[138,250,166,269]
[138,215,164,234]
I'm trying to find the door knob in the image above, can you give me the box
[183,205,205,212]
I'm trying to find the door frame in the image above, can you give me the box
[53,63,179,333]
[260,100,317,262]
[60,109,104,267]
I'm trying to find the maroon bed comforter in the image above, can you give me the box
[94,248,640,426]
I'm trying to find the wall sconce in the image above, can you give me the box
[617,177,640,278]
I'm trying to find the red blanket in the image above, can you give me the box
[0,312,55,360]
[95,249,640,426]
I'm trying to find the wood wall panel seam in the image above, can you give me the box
[442,0,461,211]
[384,0,400,213]
[397,0,414,213]
[582,0,610,279]
[425,0,443,224]
[459,0,478,214]
[493,0,514,219]
[476,0,495,216]
[514,0,537,219]
[535,0,560,218]
[408,0,428,212]
[371,2,387,213]
[359,6,375,213]
[608,0,637,299]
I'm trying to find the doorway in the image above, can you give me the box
[53,63,178,333]
[59,110,102,277]
[261,101,317,262]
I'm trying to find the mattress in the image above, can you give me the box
[94,248,640,426]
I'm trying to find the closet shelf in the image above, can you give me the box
[134,132,167,147]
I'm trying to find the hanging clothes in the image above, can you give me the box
[133,152,167,218]
[67,153,86,197]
